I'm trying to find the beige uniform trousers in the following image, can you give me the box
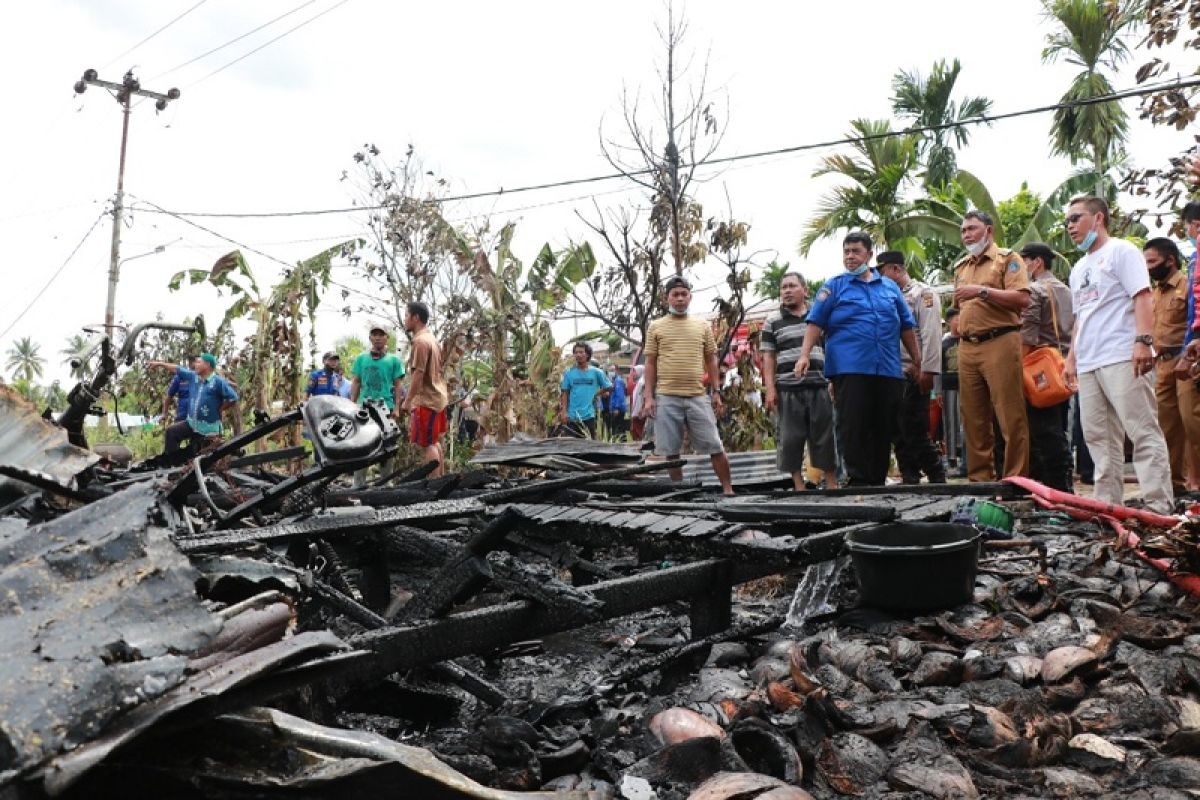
[958,332,1029,481]
[1080,362,1173,514]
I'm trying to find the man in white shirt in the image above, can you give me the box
[1063,196,1172,513]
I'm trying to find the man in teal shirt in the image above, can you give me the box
[351,324,406,417]
[558,341,611,438]
[350,323,405,488]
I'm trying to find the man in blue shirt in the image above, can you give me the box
[558,342,611,438]
[796,231,920,486]
[153,352,239,456]
[157,356,198,423]
[306,351,347,398]
[1176,202,1200,371]
[607,366,628,438]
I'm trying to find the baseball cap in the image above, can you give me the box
[663,275,692,292]
[368,322,387,335]
[322,351,339,360]
[876,250,906,267]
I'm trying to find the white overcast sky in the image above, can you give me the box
[0,0,1194,385]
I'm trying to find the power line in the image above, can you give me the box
[131,196,294,269]
[0,212,107,341]
[148,0,320,80]
[136,75,1200,221]
[187,0,352,89]
[102,0,210,70]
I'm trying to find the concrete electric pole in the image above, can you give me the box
[73,69,179,346]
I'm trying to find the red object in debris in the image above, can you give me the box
[1024,486,1200,599]
[1003,476,1178,529]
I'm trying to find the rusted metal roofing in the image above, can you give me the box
[0,386,97,499]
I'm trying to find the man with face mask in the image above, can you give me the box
[952,210,1032,482]
[1019,243,1075,491]
[643,275,735,495]
[876,250,945,484]
[1064,196,1172,513]
[797,231,920,486]
[1146,238,1199,492]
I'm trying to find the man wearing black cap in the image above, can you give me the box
[1019,242,1075,491]
[306,351,347,398]
[876,250,945,484]
[643,274,735,495]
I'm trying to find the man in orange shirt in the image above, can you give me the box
[401,301,450,477]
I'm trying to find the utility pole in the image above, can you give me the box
[73,69,179,347]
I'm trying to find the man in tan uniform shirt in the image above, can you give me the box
[1146,238,1200,491]
[951,210,1032,481]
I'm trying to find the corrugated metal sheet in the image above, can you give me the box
[0,386,97,498]
[678,449,789,487]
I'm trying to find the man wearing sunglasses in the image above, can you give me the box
[951,210,1032,482]
[1063,196,1172,513]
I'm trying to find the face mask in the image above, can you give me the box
[1149,265,1171,282]
[965,239,988,258]
[1076,230,1098,252]
[848,263,870,276]
[668,305,689,316]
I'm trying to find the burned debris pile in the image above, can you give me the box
[2,393,1200,798]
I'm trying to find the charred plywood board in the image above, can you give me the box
[0,483,220,783]
[0,386,97,499]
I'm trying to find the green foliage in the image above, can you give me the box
[5,337,44,383]
[755,261,788,301]
[800,119,920,255]
[1041,0,1144,172]
[891,58,993,189]
[334,335,366,366]
[997,182,1043,247]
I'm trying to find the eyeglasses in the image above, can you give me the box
[1065,212,1089,225]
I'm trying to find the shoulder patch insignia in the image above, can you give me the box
[816,288,831,302]
[922,292,934,307]
[1007,261,1020,273]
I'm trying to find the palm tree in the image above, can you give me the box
[61,334,91,380]
[1041,0,1144,182]
[5,337,45,383]
[891,58,993,190]
[799,119,962,276]
[799,119,923,254]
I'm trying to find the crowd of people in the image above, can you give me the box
[145,194,1200,507]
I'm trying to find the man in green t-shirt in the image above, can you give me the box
[351,323,406,417]
[349,323,405,488]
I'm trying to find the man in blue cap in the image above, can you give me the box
[152,352,239,456]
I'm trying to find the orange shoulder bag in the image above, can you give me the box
[1022,287,1074,408]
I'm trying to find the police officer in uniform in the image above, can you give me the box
[951,210,1032,481]
[877,250,945,483]
[1019,243,1075,491]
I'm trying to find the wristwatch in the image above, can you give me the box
[1134,334,1154,346]
[979,287,990,301]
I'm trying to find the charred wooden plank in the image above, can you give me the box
[348,559,777,675]
[176,459,684,554]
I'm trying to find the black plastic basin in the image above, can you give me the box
[844,522,981,611]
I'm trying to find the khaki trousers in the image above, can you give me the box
[958,332,1029,481]
[1079,362,1173,514]
[1155,359,1200,487]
